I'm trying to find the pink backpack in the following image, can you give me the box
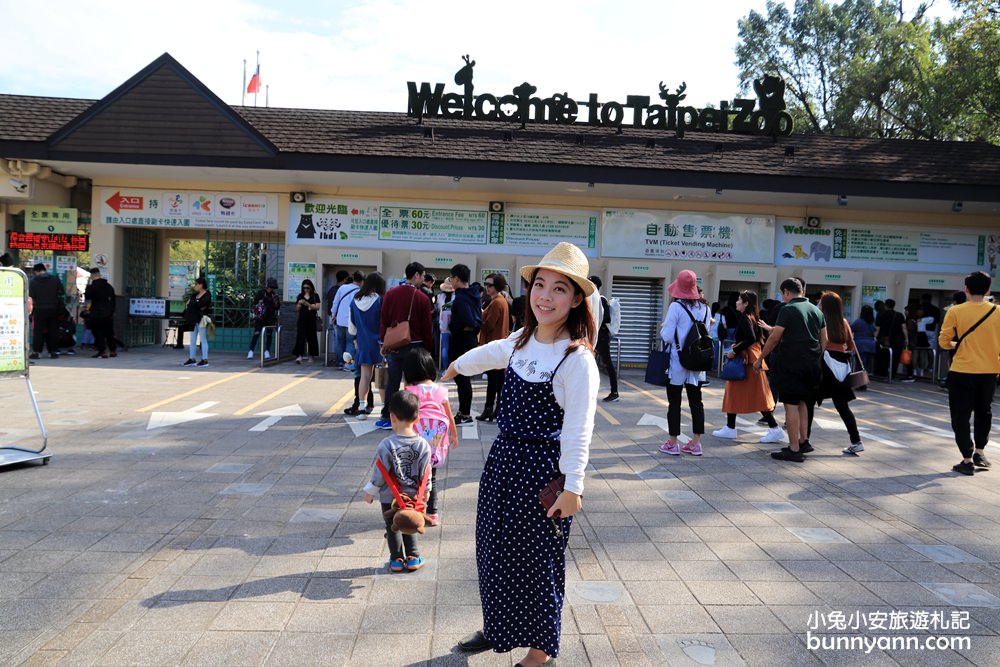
[405,383,452,466]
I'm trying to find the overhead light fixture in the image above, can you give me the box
[837,195,848,206]
[952,201,963,213]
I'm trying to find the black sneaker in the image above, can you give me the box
[973,453,992,469]
[771,447,805,462]
[603,392,620,402]
[49,353,59,359]
[952,460,975,476]
[756,417,769,425]
[28,353,40,360]
[183,358,197,366]
[799,441,815,454]
[344,406,360,416]
[900,377,916,383]
[455,414,473,425]
[196,360,209,367]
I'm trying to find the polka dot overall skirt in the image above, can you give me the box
[477,356,571,657]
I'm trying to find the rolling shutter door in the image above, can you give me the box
[611,277,663,366]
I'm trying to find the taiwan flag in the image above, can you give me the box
[247,66,261,94]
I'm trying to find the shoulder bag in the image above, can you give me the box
[383,289,417,352]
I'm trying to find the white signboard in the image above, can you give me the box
[100,189,279,230]
[602,209,775,263]
[129,298,168,318]
[0,269,28,376]
[776,220,991,274]
[288,199,599,255]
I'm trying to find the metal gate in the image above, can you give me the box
[122,228,157,347]
[203,230,285,351]
[611,277,663,366]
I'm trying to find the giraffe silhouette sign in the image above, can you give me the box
[407,56,793,137]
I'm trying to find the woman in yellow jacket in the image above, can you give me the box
[476,273,510,421]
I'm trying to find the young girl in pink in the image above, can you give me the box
[403,347,459,526]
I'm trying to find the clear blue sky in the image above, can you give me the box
[0,0,955,111]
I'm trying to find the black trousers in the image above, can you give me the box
[380,502,419,561]
[483,369,504,411]
[248,324,274,353]
[31,310,60,354]
[948,372,997,458]
[380,343,425,420]
[90,316,117,354]
[292,323,318,357]
[667,383,704,436]
[596,329,619,393]
[450,330,479,416]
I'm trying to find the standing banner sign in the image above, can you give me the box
[0,268,50,469]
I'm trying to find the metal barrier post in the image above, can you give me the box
[260,325,281,368]
[886,346,894,384]
[614,337,621,378]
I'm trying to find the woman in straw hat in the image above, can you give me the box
[659,269,711,456]
[443,242,598,667]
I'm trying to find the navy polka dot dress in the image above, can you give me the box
[477,354,571,657]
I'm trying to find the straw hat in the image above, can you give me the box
[520,242,596,296]
[668,269,700,300]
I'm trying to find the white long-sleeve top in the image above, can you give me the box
[660,299,711,387]
[452,330,598,495]
[332,283,360,327]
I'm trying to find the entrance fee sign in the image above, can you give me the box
[777,222,991,274]
[288,200,599,256]
[602,209,775,264]
[0,268,28,376]
[100,189,279,231]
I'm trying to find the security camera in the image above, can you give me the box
[8,178,27,193]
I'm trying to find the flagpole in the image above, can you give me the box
[254,50,260,107]
[242,59,246,106]
[265,85,269,108]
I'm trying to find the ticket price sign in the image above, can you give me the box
[0,268,50,469]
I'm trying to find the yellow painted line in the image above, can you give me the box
[620,379,669,408]
[595,404,620,426]
[137,368,259,412]
[323,389,356,418]
[234,371,321,416]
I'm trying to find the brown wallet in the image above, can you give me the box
[538,475,567,517]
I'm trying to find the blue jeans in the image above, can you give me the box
[332,324,348,365]
[189,323,209,360]
[440,332,451,373]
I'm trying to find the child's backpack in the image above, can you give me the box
[608,297,622,337]
[407,384,452,466]
[674,303,714,371]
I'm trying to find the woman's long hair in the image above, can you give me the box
[738,290,762,342]
[514,269,595,354]
[357,272,386,300]
[820,291,847,344]
[297,279,316,301]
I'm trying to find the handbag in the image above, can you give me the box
[847,348,869,389]
[900,347,912,366]
[719,350,746,381]
[645,349,670,387]
[383,290,417,352]
[315,315,323,332]
[823,350,851,383]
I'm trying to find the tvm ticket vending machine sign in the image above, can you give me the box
[0,267,50,469]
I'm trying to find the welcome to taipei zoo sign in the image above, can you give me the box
[407,56,793,138]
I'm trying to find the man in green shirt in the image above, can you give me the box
[754,278,828,462]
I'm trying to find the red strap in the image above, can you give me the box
[413,463,431,512]
[374,459,406,508]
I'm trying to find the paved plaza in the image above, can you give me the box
[1,348,999,666]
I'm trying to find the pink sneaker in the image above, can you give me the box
[427,513,440,527]
[659,440,680,456]
[681,440,703,456]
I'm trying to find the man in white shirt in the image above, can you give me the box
[332,271,363,370]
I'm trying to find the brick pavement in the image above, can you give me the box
[1,348,998,666]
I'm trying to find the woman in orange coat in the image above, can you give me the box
[713,291,783,443]
[476,273,510,421]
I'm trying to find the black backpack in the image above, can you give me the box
[674,303,714,371]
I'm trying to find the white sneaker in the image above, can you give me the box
[843,441,865,456]
[712,426,738,439]
[760,427,785,444]
[247,350,254,359]
[356,401,367,420]
[264,350,271,360]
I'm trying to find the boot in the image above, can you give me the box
[476,403,495,422]
[345,377,362,416]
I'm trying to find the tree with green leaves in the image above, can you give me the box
[735,0,999,143]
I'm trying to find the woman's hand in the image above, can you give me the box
[547,490,582,518]
[726,350,736,360]
[441,363,458,381]
[752,359,763,371]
